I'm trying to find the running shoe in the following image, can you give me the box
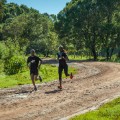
[38,75,42,82]
[70,72,73,79]
[34,86,37,91]
[58,86,62,90]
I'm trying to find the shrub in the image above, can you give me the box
[4,55,25,75]
[0,42,7,59]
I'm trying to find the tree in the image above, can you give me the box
[0,0,6,22]
[55,0,120,60]
[0,1,58,55]
[97,0,120,60]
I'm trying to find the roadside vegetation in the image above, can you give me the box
[71,97,120,120]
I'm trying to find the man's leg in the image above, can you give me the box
[34,75,38,81]
[58,66,63,88]
[31,74,36,89]
[37,68,42,82]
[64,64,73,79]
[64,64,70,77]
[33,69,39,91]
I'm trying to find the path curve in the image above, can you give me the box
[0,61,120,120]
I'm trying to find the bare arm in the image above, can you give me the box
[38,58,42,69]
[65,55,69,61]
[63,53,69,61]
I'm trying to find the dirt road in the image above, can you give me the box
[0,61,120,120]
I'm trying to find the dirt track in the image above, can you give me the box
[0,61,120,120]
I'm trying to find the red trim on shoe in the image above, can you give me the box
[70,73,73,79]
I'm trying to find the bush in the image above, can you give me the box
[4,56,25,75]
[0,42,7,59]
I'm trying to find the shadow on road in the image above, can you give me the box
[15,90,33,94]
[45,89,62,94]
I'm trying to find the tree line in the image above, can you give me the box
[0,0,120,61]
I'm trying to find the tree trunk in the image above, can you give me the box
[106,48,110,61]
[46,50,49,57]
[117,50,120,58]
[91,47,97,61]
[91,32,97,61]
[110,48,114,59]
[74,52,76,58]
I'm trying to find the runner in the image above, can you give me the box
[57,46,73,89]
[27,49,42,91]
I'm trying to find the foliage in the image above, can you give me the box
[0,39,25,75]
[1,0,120,60]
[0,42,5,59]
[0,1,58,56]
[55,0,120,60]
[4,55,25,75]
[0,40,23,61]
[25,13,58,56]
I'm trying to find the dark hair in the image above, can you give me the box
[30,49,35,53]
[59,45,67,53]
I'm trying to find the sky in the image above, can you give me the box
[7,0,71,15]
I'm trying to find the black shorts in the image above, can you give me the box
[30,69,38,75]
[58,64,69,80]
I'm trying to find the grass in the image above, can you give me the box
[70,97,120,120]
[51,54,92,61]
[0,64,77,88]
[67,55,92,61]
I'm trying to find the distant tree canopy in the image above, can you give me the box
[55,0,120,60]
[0,1,58,56]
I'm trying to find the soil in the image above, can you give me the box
[0,60,120,120]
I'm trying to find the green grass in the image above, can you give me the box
[69,55,89,60]
[51,54,91,61]
[66,55,92,61]
[0,64,77,88]
[70,97,120,120]
[109,56,120,63]
[98,55,120,63]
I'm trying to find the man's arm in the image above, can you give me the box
[39,58,42,64]
[65,55,69,61]
[38,58,42,69]
[63,53,69,61]
[27,57,30,69]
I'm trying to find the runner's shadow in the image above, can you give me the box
[15,90,33,94]
[45,89,62,94]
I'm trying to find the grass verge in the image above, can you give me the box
[70,97,120,120]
